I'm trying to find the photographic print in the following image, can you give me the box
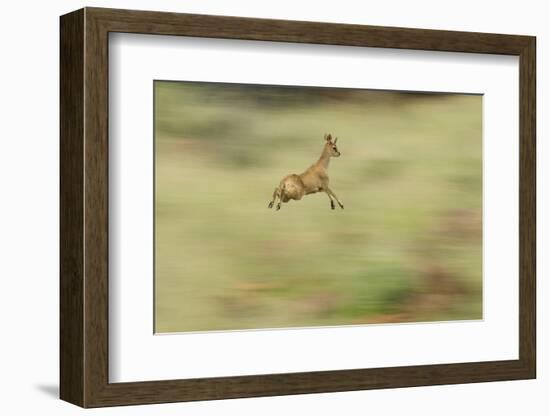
[154,81,482,333]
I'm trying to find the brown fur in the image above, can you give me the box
[268,134,344,211]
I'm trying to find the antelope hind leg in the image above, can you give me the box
[268,187,279,209]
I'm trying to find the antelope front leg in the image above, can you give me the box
[327,188,344,209]
[325,191,336,210]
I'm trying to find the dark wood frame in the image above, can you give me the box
[60,7,536,408]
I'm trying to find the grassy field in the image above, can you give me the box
[154,81,482,333]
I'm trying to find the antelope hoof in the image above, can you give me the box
[276,203,281,211]
[339,202,344,209]
[268,201,274,208]
[330,200,335,210]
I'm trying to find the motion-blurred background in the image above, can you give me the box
[154,81,482,333]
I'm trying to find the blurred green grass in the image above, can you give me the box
[154,81,482,333]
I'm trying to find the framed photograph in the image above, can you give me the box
[60,7,536,408]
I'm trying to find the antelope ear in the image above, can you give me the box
[334,137,338,144]
[326,133,332,142]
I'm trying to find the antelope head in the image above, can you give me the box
[324,133,341,157]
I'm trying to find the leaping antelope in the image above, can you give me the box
[268,133,344,211]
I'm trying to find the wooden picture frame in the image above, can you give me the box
[60,7,536,408]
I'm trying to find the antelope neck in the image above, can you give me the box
[317,147,331,169]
